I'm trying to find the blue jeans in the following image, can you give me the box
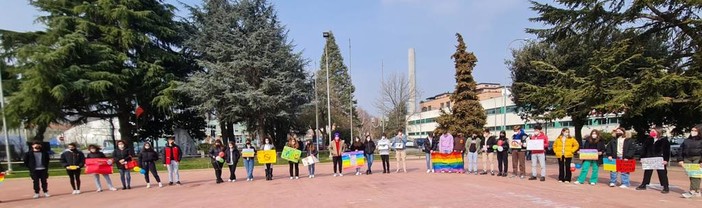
[244,158,254,179]
[467,152,478,172]
[118,169,131,188]
[609,157,630,186]
[425,153,432,170]
[365,153,374,171]
[308,164,316,175]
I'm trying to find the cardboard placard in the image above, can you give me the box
[603,158,617,171]
[256,150,277,164]
[684,164,702,178]
[242,149,254,157]
[301,156,319,166]
[616,159,636,173]
[579,149,599,160]
[526,139,544,151]
[281,146,302,163]
[640,157,665,170]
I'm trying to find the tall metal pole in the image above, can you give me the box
[314,64,320,152]
[348,38,353,141]
[502,86,507,131]
[324,31,332,146]
[0,70,11,171]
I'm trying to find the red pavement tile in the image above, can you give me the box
[0,158,699,208]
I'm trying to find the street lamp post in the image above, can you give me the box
[0,70,11,171]
[323,31,332,146]
[313,72,320,152]
[504,38,530,131]
[348,38,353,141]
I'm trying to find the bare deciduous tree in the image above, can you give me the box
[374,72,419,134]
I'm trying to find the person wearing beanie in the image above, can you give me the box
[329,132,346,177]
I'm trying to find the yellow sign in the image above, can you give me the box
[257,150,277,164]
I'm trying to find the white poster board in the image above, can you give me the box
[526,139,544,151]
[641,157,665,170]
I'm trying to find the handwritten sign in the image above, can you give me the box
[579,149,599,160]
[603,158,617,171]
[301,155,320,166]
[242,149,254,157]
[509,140,522,150]
[256,150,277,164]
[281,146,302,163]
[640,157,665,170]
[684,164,702,178]
[616,159,636,173]
[526,139,544,151]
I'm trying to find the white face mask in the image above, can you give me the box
[563,133,570,137]
[118,145,125,149]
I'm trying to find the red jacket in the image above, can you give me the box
[164,144,182,164]
[530,133,549,154]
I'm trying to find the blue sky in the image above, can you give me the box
[0,0,542,116]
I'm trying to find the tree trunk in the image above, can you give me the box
[226,122,234,144]
[219,120,229,143]
[117,111,134,148]
[257,114,265,145]
[32,124,47,142]
[572,115,586,146]
[109,117,116,148]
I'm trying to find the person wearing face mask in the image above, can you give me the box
[392,130,408,173]
[511,126,528,179]
[605,127,636,188]
[306,139,317,178]
[225,141,241,182]
[496,131,510,177]
[262,137,276,180]
[329,132,346,177]
[86,145,117,192]
[209,139,226,183]
[351,136,365,175]
[113,140,133,190]
[377,133,391,174]
[637,128,670,193]
[678,125,702,198]
[465,133,481,175]
[138,142,163,188]
[24,141,50,199]
[363,133,376,175]
[287,135,301,179]
[576,130,606,185]
[528,126,550,182]
[553,128,579,183]
[163,137,183,186]
[242,140,257,181]
[480,129,497,176]
[423,133,434,173]
[60,143,85,194]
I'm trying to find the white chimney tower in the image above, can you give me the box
[408,48,417,114]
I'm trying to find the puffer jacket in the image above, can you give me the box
[553,136,579,158]
[679,135,702,161]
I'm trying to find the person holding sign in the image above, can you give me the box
[225,141,241,182]
[113,140,134,190]
[605,127,636,188]
[242,140,257,181]
[363,133,376,175]
[287,135,301,179]
[209,140,227,183]
[392,130,408,173]
[496,131,510,177]
[511,126,528,179]
[351,137,365,176]
[528,125,550,182]
[636,128,670,193]
[139,142,162,188]
[576,130,606,185]
[553,128,579,183]
[261,138,276,180]
[86,145,117,192]
[329,133,346,177]
[306,140,318,178]
[678,125,702,198]
[60,143,85,194]
[377,133,391,174]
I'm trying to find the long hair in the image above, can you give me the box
[588,130,600,144]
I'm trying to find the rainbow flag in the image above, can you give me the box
[0,172,4,183]
[432,152,464,172]
[342,151,365,169]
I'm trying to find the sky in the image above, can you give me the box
[0,0,543,116]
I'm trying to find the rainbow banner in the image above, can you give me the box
[0,172,4,184]
[431,152,464,173]
[342,151,365,169]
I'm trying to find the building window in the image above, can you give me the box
[422,107,427,112]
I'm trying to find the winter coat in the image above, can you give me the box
[423,137,433,153]
[364,140,376,154]
[60,150,86,168]
[466,136,482,153]
[351,141,364,153]
[138,149,159,166]
[605,138,636,159]
[24,150,50,172]
[430,137,440,151]
[113,148,133,170]
[581,138,606,164]
[678,135,702,161]
[225,146,241,165]
[553,136,579,158]
[163,144,183,164]
[329,139,346,157]
[453,136,466,152]
[641,137,671,162]
[484,136,497,153]
[86,151,107,159]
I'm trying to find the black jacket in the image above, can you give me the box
[582,138,606,164]
[485,136,497,153]
[641,137,671,162]
[23,150,50,172]
[113,148,133,169]
[679,135,702,161]
[60,150,86,168]
[422,138,432,153]
[138,149,159,166]
[605,138,637,159]
[242,145,257,159]
[209,146,226,160]
[430,137,440,151]
[496,137,509,153]
[86,151,107,159]
[364,140,376,154]
[224,147,241,164]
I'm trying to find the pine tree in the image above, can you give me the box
[435,33,486,135]
[316,31,357,139]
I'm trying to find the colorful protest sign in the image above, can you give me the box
[684,164,702,178]
[0,172,4,184]
[579,149,599,160]
[281,146,302,163]
[431,152,464,173]
[85,158,114,174]
[526,139,544,151]
[342,151,365,169]
[603,158,617,171]
[640,157,665,170]
[242,149,254,157]
[301,156,319,166]
[257,150,277,164]
[616,159,636,173]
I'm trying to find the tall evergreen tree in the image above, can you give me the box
[316,31,357,138]
[436,33,486,135]
[182,0,310,145]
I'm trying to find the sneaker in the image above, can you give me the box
[228,179,233,182]
[565,181,570,184]
[509,174,516,178]
[43,192,50,198]
[682,191,695,198]
[72,190,77,195]
[312,175,315,178]
[426,169,431,173]
[619,185,629,189]
[158,183,163,188]
[333,173,338,177]
[109,187,117,191]
[557,180,563,183]
[121,187,127,190]
[609,183,616,187]
[574,181,581,185]
[661,189,669,194]
[169,182,174,186]
[636,185,647,190]
[490,171,495,176]
[520,175,526,179]
[339,173,344,177]
[540,177,546,181]
[76,190,81,194]
[496,173,502,177]
[475,172,479,175]
[309,175,313,178]
[33,194,39,199]
[590,182,596,185]
[147,183,151,188]
[176,181,182,185]
[431,169,435,173]
[290,177,294,180]
[96,189,103,193]
[528,176,537,180]
[295,176,299,179]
